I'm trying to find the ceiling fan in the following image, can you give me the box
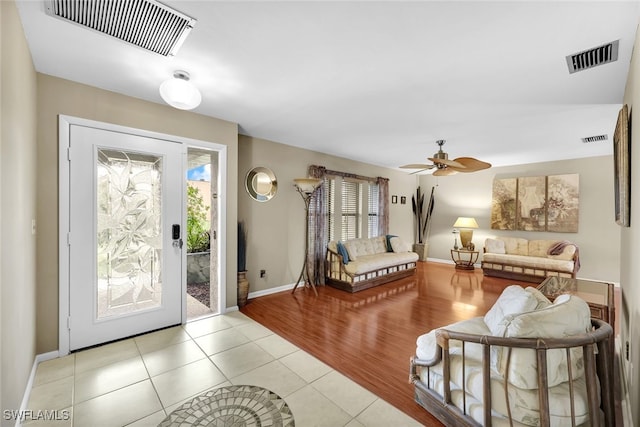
[400,140,491,176]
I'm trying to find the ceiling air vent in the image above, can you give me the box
[581,135,608,143]
[566,40,619,74]
[44,0,196,56]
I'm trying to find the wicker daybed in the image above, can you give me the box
[409,285,614,426]
[326,236,418,292]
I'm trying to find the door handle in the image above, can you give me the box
[172,224,183,249]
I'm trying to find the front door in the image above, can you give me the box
[68,124,184,350]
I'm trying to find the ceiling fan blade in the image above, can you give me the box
[428,157,465,169]
[400,163,435,169]
[450,157,492,172]
[433,168,458,176]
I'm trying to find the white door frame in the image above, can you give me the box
[58,115,227,355]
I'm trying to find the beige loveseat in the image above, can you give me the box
[326,235,418,292]
[410,285,614,426]
[481,237,580,283]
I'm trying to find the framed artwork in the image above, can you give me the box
[490,178,517,230]
[547,174,579,232]
[516,176,546,231]
[614,104,630,227]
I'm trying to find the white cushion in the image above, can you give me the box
[343,237,388,260]
[485,238,506,254]
[344,252,418,275]
[483,285,539,337]
[482,253,575,274]
[389,236,411,253]
[422,357,594,427]
[416,317,490,362]
[498,295,592,389]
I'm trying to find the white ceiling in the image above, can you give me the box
[16,1,640,171]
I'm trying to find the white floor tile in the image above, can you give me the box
[134,326,191,354]
[34,355,75,386]
[285,384,352,427]
[253,333,300,359]
[141,339,206,377]
[183,315,233,338]
[151,358,227,407]
[74,356,148,404]
[74,339,140,374]
[356,398,423,427]
[280,350,333,383]
[311,370,378,417]
[73,380,162,427]
[230,360,307,398]
[27,376,73,412]
[193,327,250,355]
[208,342,274,378]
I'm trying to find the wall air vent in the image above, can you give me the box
[581,135,608,143]
[44,0,196,56]
[566,40,619,74]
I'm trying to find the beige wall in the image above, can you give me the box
[238,135,418,292]
[36,75,239,353]
[1,0,38,420]
[621,17,640,424]
[419,156,620,282]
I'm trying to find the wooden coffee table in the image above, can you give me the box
[450,249,479,270]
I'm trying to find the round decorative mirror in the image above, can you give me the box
[245,167,277,202]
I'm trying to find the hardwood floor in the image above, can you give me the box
[241,261,537,425]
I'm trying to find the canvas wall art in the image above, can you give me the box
[547,174,579,232]
[490,178,517,230]
[516,176,546,231]
[491,174,579,233]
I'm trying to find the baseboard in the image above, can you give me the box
[617,337,634,427]
[15,351,59,427]
[248,282,295,299]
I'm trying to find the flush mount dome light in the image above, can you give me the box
[159,71,202,110]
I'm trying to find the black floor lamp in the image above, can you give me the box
[291,178,322,296]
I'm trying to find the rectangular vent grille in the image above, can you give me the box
[581,135,608,143]
[566,40,619,74]
[45,0,196,56]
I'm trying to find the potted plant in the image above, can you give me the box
[411,186,436,261]
[186,185,211,284]
[237,221,250,307]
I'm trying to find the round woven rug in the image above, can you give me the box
[159,385,295,427]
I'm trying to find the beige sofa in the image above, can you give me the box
[410,285,614,427]
[326,235,418,292]
[481,237,580,283]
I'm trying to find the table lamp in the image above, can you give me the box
[453,217,479,249]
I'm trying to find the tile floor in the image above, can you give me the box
[25,311,422,427]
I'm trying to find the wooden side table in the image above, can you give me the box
[537,276,615,329]
[450,249,479,270]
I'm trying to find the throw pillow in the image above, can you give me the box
[485,238,506,254]
[389,236,411,253]
[336,242,350,264]
[483,285,539,337]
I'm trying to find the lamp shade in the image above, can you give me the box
[293,178,322,195]
[159,71,201,110]
[453,217,479,229]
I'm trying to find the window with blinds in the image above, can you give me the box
[368,183,379,238]
[324,175,380,243]
[341,180,361,240]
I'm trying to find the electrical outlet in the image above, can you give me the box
[260,269,266,278]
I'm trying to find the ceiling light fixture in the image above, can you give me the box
[159,71,202,110]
